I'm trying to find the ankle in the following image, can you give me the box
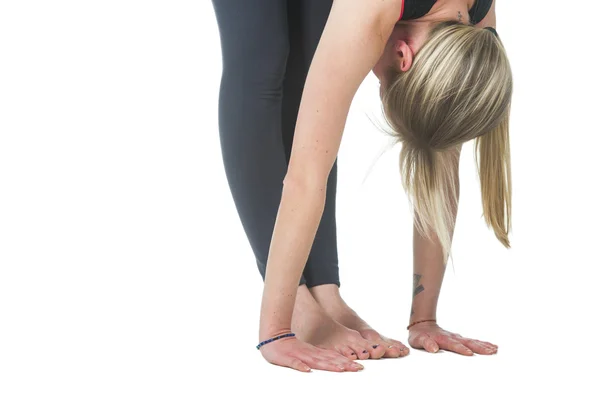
[309,285,343,305]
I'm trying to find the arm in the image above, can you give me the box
[408,145,499,356]
[409,0,498,326]
[409,146,462,326]
[258,0,404,371]
[407,1,501,358]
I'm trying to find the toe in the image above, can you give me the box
[358,329,396,359]
[351,344,370,360]
[339,345,358,360]
[366,342,387,359]
[345,331,371,360]
[388,338,410,357]
[376,338,404,358]
[382,344,402,358]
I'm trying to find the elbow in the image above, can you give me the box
[282,170,328,201]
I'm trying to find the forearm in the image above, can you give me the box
[410,224,449,322]
[410,148,461,323]
[259,178,326,339]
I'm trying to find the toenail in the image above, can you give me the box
[351,352,356,356]
[362,350,368,354]
[372,345,379,349]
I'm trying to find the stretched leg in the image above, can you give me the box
[214,0,388,360]
[283,0,409,358]
[212,0,306,285]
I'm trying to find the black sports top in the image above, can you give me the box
[400,0,493,25]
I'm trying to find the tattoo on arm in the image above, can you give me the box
[458,11,463,23]
[413,273,424,298]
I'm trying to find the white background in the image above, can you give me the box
[1,1,599,398]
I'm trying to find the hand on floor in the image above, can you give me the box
[407,321,498,356]
[260,335,364,372]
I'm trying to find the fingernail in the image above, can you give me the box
[362,350,368,354]
[433,347,439,353]
[372,345,379,349]
[388,345,394,349]
[352,363,363,369]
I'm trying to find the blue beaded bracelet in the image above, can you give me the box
[256,333,296,350]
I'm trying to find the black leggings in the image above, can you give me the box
[212,0,339,287]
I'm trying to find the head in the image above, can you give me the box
[377,21,513,260]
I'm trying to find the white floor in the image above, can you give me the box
[1,1,598,398]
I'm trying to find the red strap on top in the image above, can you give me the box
[399,0,405,20]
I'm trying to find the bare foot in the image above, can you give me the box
[292,285,387,360]
[309,284,409,358]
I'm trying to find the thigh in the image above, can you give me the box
[213,0,301,280]
[213,0,289,88]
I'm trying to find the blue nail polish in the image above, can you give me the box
[372,345,379,349]
[362,350,368,354]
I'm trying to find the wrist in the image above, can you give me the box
[259,290,296,341]
[409,308,436,324]
[407,319,437,330]
[259,327,293,342]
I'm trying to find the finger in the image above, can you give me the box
[437,337,473,356]
[318,350,364,371]
[313,350,364,372]
[421,335,440,353]
[297,353,344,372]
[463,338,497,352]
[335,357,364,372]
[452,334,497,351]
[457,338,496,355]
[477,340,499,350]
[411,333,439,353]
[311,357,347,372]
[286,357,311,373]
[339,360,364,372]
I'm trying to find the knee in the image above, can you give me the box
[221,37,289,93]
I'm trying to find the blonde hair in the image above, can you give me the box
[382,21,513,261]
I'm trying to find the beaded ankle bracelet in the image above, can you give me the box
[256,333,296,350]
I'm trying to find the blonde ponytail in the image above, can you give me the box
[382,22,513,257]
[399,143,460,260]
[475,114,512,248]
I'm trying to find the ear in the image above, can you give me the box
[394,40,414,72]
